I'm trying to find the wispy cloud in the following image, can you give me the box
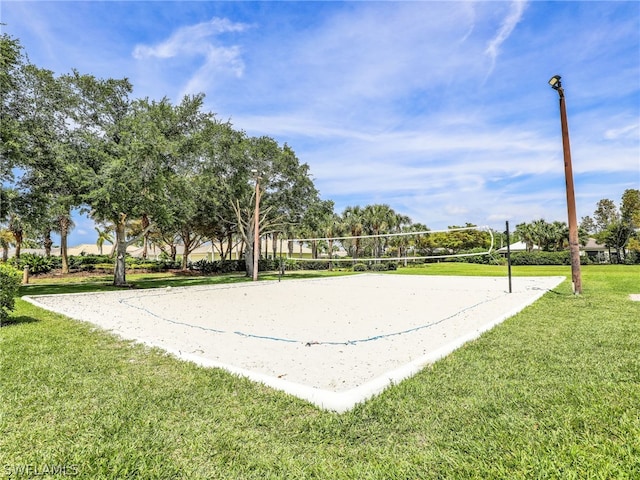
[133,17,251,97]
[604,122,640,140]
[133,17,249,60]
[484,0,528,76]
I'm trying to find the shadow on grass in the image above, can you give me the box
[20,283,116,296]
[19,273,253,296]
[17,271,351,297]
[0,315,40,328]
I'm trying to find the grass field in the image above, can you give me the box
[1,265,639,478]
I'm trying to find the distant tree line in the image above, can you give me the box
[514,189,640,263]
[579,190,640,263]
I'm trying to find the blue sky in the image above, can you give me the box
[2,1,639,247]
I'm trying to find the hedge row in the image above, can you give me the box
[9,254,181,275]
[509,251,574,266]
[9,249,616,275]
[0,263,21,326]
[188,258,400,273]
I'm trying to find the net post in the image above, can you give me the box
[505,221,512,293]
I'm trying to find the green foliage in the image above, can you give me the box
[508,251,595,266]
[189,259,246,274]
[72,254,113,266]
[11,253,58,274]
[0,263,21,325]
[450,248,505,265]
[369,263,388,271]
[276,259,331,271]
[93,263,115,272]
[510,251,569,265]
[349,261,397,272]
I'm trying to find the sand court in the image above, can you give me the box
[24,274,565,412]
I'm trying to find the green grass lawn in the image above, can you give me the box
[1,265,639,478]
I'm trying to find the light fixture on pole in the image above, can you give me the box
[251,169,261,282]
[549,74,582,294]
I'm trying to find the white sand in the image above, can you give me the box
[24,274,564,412]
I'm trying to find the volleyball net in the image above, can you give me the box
[283,225,495,263]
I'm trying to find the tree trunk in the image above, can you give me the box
[180,230,191,270]
[44,230,53,257]
[328,239,334,271]
[272,232,279,258]
[12,229,22,260]
[226,231,233,260]
[244,243,254,278]
[59,216,70,274]
[141,213,150,260]
[113,217,128,286]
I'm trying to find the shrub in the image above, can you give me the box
[129,262,157,271]
[370,263,388,271]
[190,259,216,274]
[219,260,245,273]
[13,253,57,275]
[510,251,571,266]
[94,263,115,272]
[353,263,367,272]
[301,260,331,271]
[0,263,21,326]
[71,254,112,266]
[284,259,302,271]
[446,248,504,265]
[189,259,246,274]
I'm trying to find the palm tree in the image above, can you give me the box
[341,206,364,260]
[320,213,343,270]
[551,221,569,251]
[0,228,14,262]
[391,212,412,259]
[8,214,24,260]
[515,222,535,252]
[363,204,396,259]
[95,226,114,256]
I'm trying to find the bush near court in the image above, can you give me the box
[0,263,21,326]
[10,254,181,275]
[189,258,399,273]
[508,251,597,266]
[445,249,628,266]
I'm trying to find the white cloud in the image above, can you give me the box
[132,17,251,98]
[132,17,249,59]
[604,122,640,140]
[484,0,528,75]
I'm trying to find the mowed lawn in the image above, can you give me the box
[1,265,639,479]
